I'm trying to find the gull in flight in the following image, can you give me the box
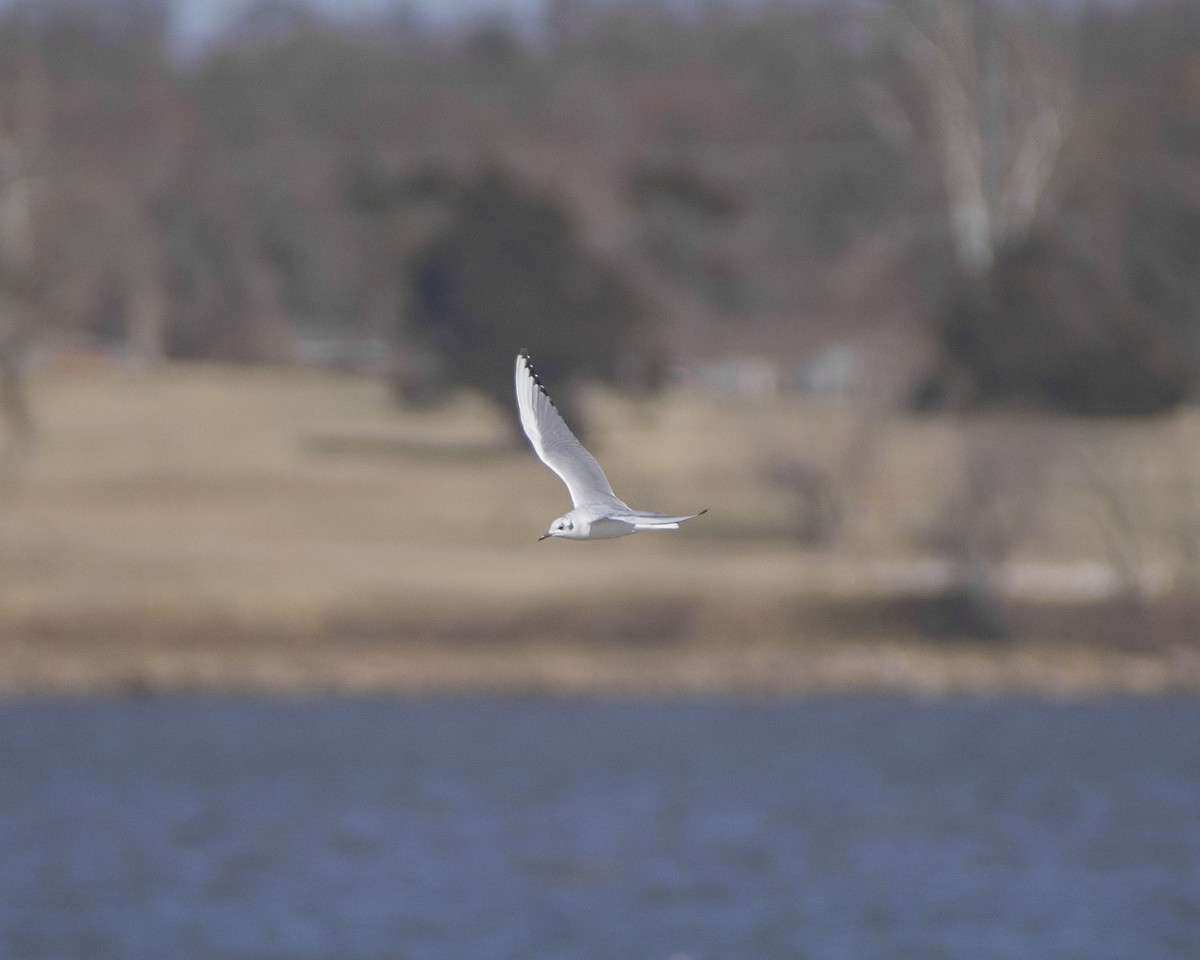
[516,350,707,541]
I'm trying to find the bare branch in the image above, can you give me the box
[875,0,1076,272]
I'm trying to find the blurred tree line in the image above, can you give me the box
[0,0,1198,450]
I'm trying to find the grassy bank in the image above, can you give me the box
[0,363,1196,696]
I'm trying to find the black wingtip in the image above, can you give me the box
[519,349,556,408]
[698,508,709,516]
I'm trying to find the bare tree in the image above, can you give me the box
[870,0,1074,274]
[923,414,1059,639]
[1072,419,1200,629]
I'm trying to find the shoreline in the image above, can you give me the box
[2,587,1199,698]
[3,635,1199,698]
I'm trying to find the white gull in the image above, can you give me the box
[516,350,707,541]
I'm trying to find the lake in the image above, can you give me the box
[0,696,1197,959]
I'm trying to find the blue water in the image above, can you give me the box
[0,696,1197,960]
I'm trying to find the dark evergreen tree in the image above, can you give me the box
[402,168,643,433]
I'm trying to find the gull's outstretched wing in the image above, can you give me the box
[516,351,627,510]
[618,509,708,531]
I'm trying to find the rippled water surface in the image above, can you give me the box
[1,696,1198,959]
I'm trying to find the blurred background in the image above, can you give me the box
[0,0,1196,683]
[0,3,1199,958]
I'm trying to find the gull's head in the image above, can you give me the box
[539,514,576,541]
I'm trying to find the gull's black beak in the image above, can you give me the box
[538,533,550,541]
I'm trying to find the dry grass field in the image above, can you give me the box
[1,363,1197,695]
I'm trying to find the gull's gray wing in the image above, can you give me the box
[599,508,708,531]
[515,351,627,510]
[615,509,708,527]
